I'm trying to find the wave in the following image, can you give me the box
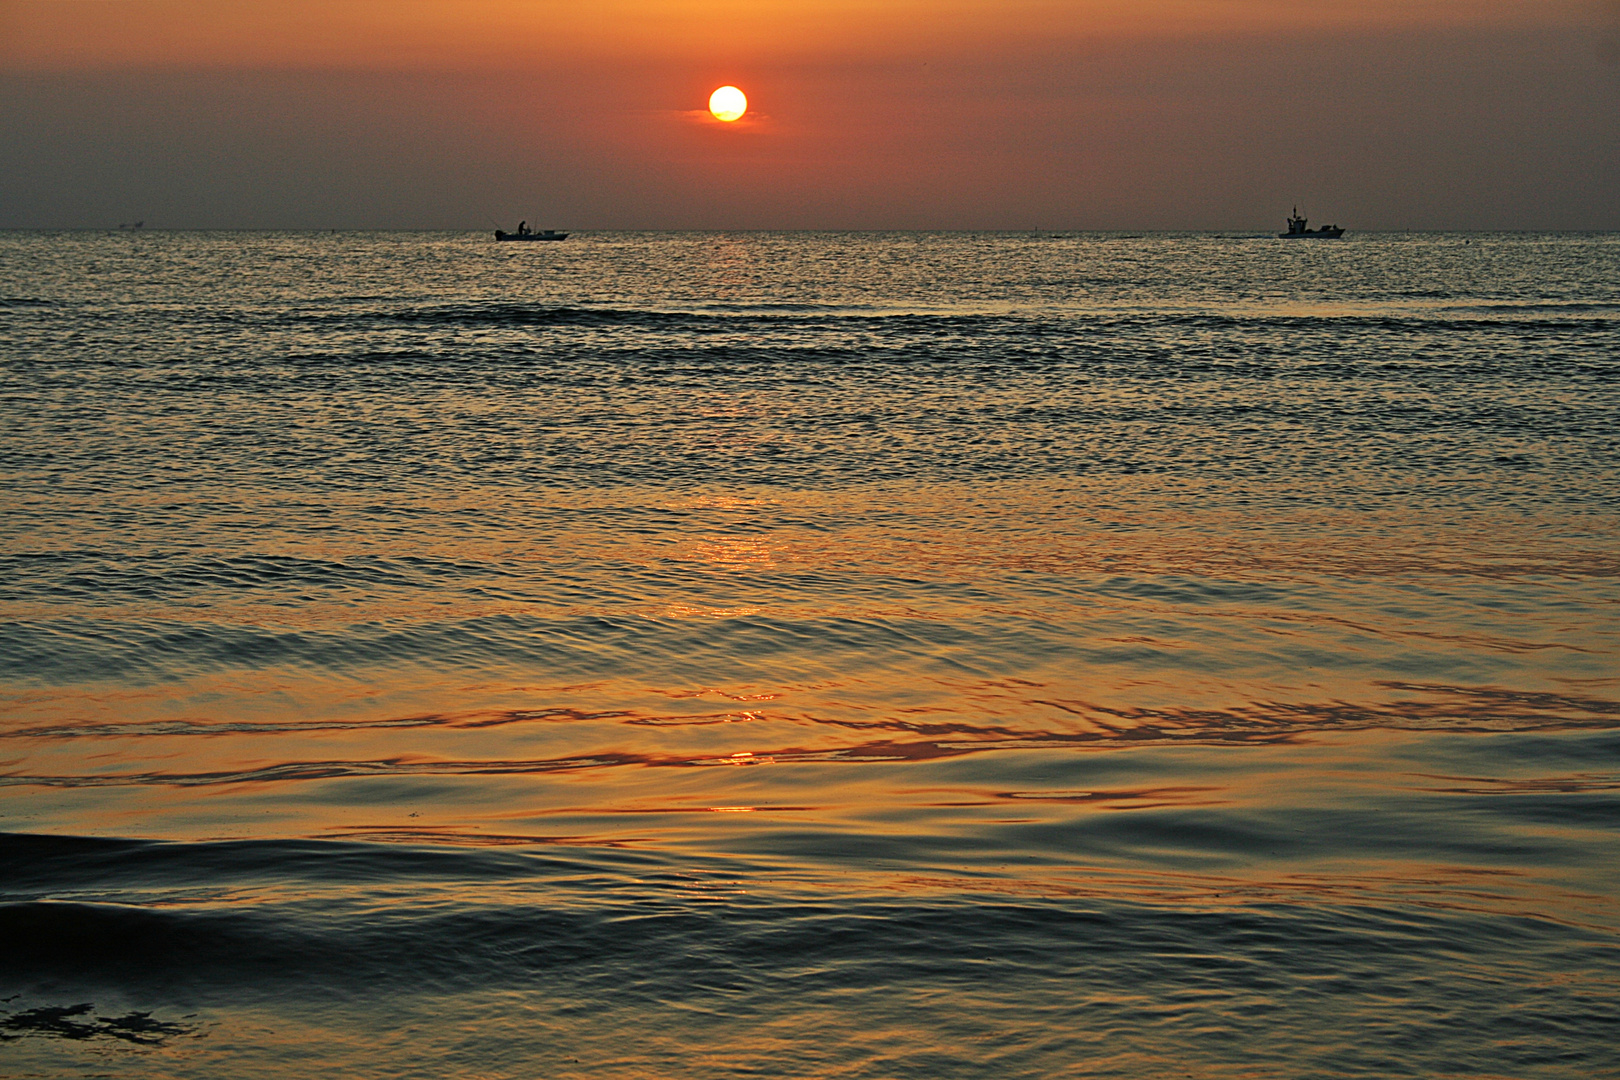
[186,301,1620,336]
[2,829,1614,1080]
[260,303,1013,333]
[0,551,479,603]
[5,685,1616,792]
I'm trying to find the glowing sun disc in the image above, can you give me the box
[709,85,747,122]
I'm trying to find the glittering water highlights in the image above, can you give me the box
[2,230,1618,1078]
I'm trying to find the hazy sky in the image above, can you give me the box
[2,1,1616,229]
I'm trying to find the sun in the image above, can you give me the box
[708,85,747,122]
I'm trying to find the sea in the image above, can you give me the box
[1,229,1617,1079]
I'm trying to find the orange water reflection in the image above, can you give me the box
[3,478,1616,946]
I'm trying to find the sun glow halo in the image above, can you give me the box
[708,85,747,122]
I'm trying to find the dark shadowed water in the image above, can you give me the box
[2,230,1617,1078]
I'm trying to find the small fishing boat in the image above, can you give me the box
[1279,208,1344,239]
[495,223,568,242]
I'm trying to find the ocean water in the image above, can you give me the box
[1,229,1617,1078]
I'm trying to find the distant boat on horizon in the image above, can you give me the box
[495,222,568,242]
[1279,207,1344,239]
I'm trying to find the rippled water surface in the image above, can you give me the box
[2,230,1617,1077]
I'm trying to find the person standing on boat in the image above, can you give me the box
[517,220,528,236]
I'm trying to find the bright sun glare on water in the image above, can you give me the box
[709,85,747,122]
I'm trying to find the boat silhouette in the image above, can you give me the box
[495,221,568,242]
[1278,207,1344,238]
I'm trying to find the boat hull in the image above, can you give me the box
[494,231,568,242]
[1279,227,1345,239]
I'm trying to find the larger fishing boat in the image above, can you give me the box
[1279,208,1344,239]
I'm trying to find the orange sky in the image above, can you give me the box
[2,1,1598,68]
[1,1,1615,228]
